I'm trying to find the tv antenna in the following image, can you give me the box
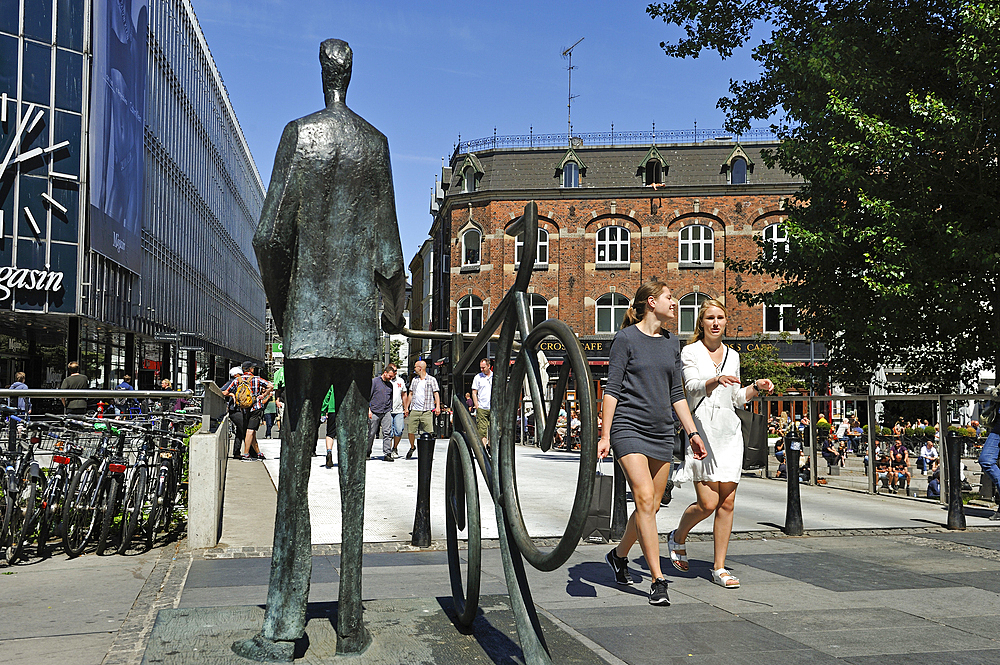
[561,37,584,145]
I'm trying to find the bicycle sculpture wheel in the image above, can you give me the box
[407,201,597,664]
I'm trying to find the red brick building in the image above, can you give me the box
[409,130,821,413]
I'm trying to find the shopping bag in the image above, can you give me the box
[737,407,768,470]
[582,459,613,543]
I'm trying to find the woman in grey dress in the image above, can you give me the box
[597,278,707,606]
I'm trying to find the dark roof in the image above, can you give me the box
[447,142,801,193]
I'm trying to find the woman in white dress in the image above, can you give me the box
[668,299,773,588]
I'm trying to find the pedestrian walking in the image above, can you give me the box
[406,360,440,449]
[322,384,336,468]
[368,364,396,461]
[7,371,31,417]
[668,300,774,589]
[263,391,277,438]
[223,361,273,460]
[388,369,410,459]
[59,361,89,415]
[978,411,1000,519]
[597,278,706,606]
[472,358,493,446]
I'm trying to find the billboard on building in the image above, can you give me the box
[88,0,148,273]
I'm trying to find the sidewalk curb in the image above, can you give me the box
[195,525,1000,559]
[102,541,193,665]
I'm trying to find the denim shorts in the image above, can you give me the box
[391,412,406,437]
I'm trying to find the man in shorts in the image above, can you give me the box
[406,360,440,448]
[471,357,493,446]
[388,368,410,458]
[223,361,273,460]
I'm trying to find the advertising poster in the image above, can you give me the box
[89,0,148,273]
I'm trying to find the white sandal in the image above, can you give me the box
[668,530,688,572]
[712,568,740,588]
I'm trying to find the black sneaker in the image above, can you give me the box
[605,548,632,585]
[325,451,333,468]
[648,577,670,605]
[990,510,1000,522]
[383,453,394,462]
[406,447,414,460]
[661,480,674,506]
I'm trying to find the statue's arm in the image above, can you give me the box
[373,137,406,335]
[253,121,300,336]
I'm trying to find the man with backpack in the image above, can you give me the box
[223,361,273,460]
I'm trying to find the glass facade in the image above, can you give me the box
[0,0,265,390]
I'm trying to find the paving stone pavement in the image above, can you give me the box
[3,433,1000,664]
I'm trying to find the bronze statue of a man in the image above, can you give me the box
[233,39,405,661]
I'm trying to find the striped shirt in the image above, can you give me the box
[408,374,440,411]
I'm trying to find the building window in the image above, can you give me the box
[763,222,789,260]
[562,161,580,188]
[679,224,714,265]
[596,293,630,333]
[596,226,630,266]
[731,157,747,185]
[463,166,476,193]
[645,160,662,185]
[515,229,549,267]
[528,293,548,328]
[458,295,484,333]
[764,304,798,333]
[679,293,710,336]
[461,228,481,267]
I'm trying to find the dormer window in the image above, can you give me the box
[731,157,747,185]
[638,145,667,186]
[645,160,662,185]
[556,148,586,188]
[463,166,476,193]
[563,162,579,188]
[456,153,484,193]
[723,145,753,185]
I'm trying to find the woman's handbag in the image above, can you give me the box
[737,407,768,470]
[583,458,614,543]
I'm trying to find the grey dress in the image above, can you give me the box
[605,325,686,461]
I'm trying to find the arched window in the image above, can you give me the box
[562,161,580,188]
[596,293,630,333]
[763,223,789,260]
[596,226,630,266]
[678,293,710,336]
[515,229,549,267]
[679,224,714,265]
[458,295,484,333]
[645,160,662,185]
[527,293,548,328]
[461,228,481,267]
[463,166,476,193]
[764,304,798,333]
[730,157,747,185]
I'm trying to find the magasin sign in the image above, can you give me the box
[0,267,65,303]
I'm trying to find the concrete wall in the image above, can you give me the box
[187,414,230,549]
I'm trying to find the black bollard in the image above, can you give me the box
[784,429,804,536]
[946,431,967,530]
[411,431,436,546]
[610,453,628,540]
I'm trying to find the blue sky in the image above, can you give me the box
[193,1,766,264]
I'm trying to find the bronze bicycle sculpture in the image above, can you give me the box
[405,201,598,664]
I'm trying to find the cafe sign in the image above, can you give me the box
[0,267,65,303]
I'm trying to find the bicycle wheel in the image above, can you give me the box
[118,466,147,553]
[37,468,65,557]
[145,465,166,548]
[96,476,122,555]
[63,459,100,557]
[5,473,35,564]
[502,318,597,572]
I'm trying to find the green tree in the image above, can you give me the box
[390,339,403,367]
[739,335,795,395]
[648,0,1000,390]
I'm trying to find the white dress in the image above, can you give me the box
[674,341,751,484]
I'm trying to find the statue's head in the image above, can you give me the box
[320,39,352,104]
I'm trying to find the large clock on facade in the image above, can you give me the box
[0,94,73,301]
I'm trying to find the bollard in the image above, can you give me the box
[946,431,967,530]
[784,429,804,536]
[411,431,437,547]
[610,453,628,540]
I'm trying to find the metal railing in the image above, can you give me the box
[453,127,781,157]
[753,392,992,503]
